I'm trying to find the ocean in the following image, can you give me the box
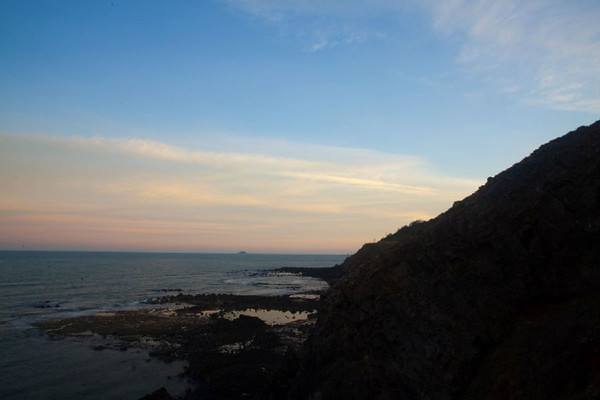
[0,251,345,400]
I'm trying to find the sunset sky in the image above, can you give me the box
[1,0,599,253]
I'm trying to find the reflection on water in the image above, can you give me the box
[223,308,316,325]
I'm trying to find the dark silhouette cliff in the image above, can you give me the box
[289,120,600,400]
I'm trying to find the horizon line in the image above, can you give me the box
[0,248,350,256]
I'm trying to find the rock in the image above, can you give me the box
[289,120,600,400]
[139,387,174,400]
[37,293,323,399]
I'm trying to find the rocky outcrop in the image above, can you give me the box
[289,120,600,400]
[139,387,174,400]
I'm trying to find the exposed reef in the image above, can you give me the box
[36,292,322,399]
[269,267,345,285]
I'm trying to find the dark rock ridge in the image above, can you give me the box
[288,120,600,400]
[271,266,345,285]
[149,293,321,312]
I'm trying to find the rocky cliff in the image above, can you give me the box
[289,120,600,400]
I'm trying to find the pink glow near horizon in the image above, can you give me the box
[0,134,481,253]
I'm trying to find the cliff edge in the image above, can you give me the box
[289,120,600,400]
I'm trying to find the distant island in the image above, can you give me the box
[236,251,248,255]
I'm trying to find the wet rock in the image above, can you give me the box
[36,292,323,399]
[149,293,320,313]
[262,267,345,285]
[139,387,174,400]
[34,300,60,309]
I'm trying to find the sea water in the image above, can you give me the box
[0,251,345,400]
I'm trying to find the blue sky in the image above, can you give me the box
[1,0,599,252]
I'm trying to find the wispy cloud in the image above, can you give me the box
[422,0,600,113]
[223,0,395,52]
[32,134,478,196]
[223,0,404,21]
[0,133,480,252]
[225,0,600,113]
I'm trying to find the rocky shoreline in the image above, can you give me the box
[35,267,334,400]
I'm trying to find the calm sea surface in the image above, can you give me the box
[0,251,345,400]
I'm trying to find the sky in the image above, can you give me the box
[1,0,599,253]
